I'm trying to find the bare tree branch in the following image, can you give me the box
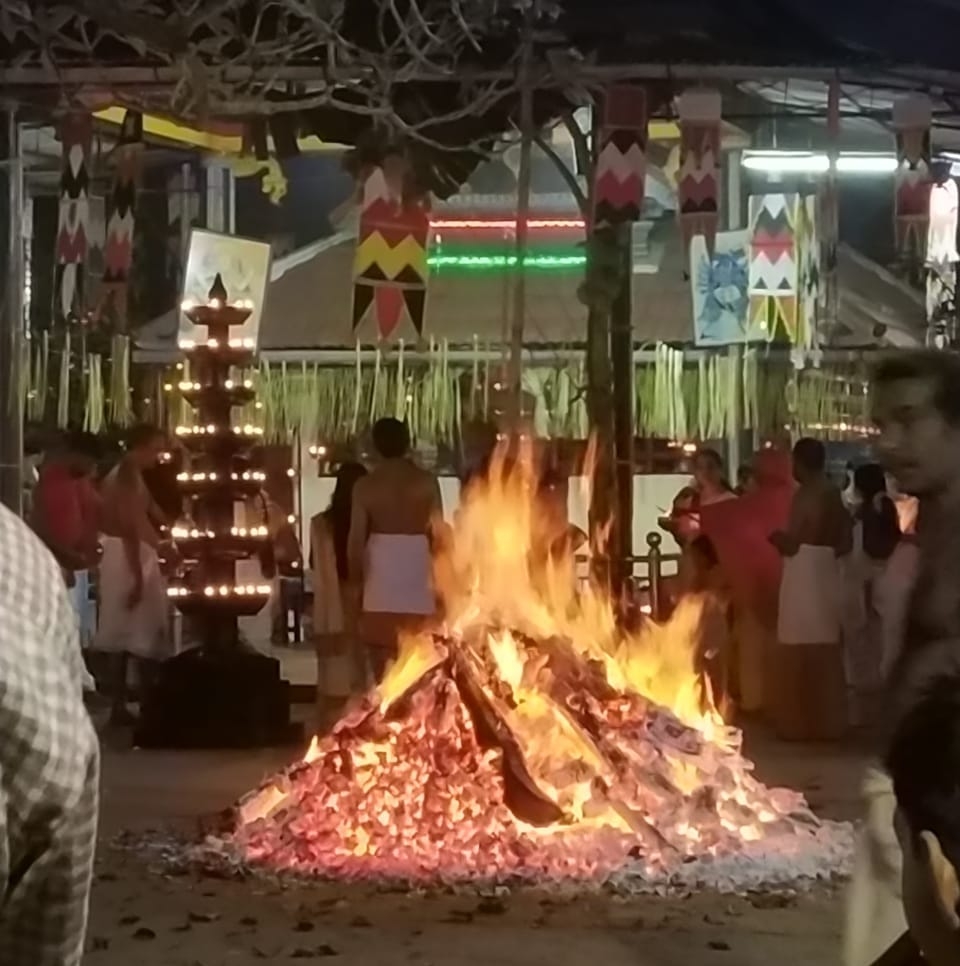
[1,0,541,120]
[533,128,587,215]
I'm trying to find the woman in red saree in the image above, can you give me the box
[700,449,794,716]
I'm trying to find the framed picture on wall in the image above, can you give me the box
[178,229,272,346]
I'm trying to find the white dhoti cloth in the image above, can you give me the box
[363,534,434,615]
[778,544,843,644]
[844,766,906,966]
[93,536,170,660]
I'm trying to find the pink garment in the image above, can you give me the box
[700,451,794,625]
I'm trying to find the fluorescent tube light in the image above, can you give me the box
[834,154,899,173]
[742,151,900,175]
[742,152,830,173]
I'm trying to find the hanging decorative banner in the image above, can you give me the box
[54,113,92,323]
[795,195,821,363]
[593,84,647,228]
[352,163,431,339]
[747,193,801,342]
[893,95,932,262]
[676,89,722,254]
[926,173,959,330]
[100,110,144,331]
[690,230,760,345]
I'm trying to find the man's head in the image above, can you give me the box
[693,449,725,490]
[791,437,825,484]
[872,351,960,497]
[63,430,102,478]
[887,676,960,965]
[125,423,166,469]
[371,417,411,460]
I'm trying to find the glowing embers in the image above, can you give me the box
[226,643,824,884]
[219,445,840,885]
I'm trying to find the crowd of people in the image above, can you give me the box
[4,353,960,963]
[661,433,919,744]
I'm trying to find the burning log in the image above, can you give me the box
[450,650,565,828]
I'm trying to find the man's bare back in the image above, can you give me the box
[348,459,441,580]
[788,477,851,551]
[360,460,439,533]
[347,419,442,676]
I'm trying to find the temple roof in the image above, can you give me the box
[135,223,924,355]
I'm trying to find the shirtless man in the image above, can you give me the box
[769,437,852,741]
[845,350,960,966]
[94,424,171,725]
[348,418,442,681]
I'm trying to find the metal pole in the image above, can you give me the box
[0,108,24,515]
[646,532,663,621]
[506,2,535,425]
[205,160,227,232]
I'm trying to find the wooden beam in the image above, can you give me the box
[5,62,960,94]
[93,106,345,154]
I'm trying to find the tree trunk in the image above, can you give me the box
[506,3,534,425]
[585,298,615,586]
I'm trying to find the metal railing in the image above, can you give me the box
[575,531,682,620]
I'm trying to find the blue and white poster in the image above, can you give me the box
[690,230,766,345]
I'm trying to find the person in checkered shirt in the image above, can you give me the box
[0,502,99,964]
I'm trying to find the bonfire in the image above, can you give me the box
[218,445,850,889]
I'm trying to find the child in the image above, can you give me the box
[884,676,960,966]
[659,485,701,549]
[844,464,903,726]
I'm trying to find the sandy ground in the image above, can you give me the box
[83,718,869,966]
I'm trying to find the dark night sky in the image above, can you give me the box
[237,0,960,259]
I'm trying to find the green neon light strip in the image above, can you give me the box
[427,253,586,269]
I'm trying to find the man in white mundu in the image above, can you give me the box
[94,424,172,725]
[348,418,442,682]
[769,437,852,741]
